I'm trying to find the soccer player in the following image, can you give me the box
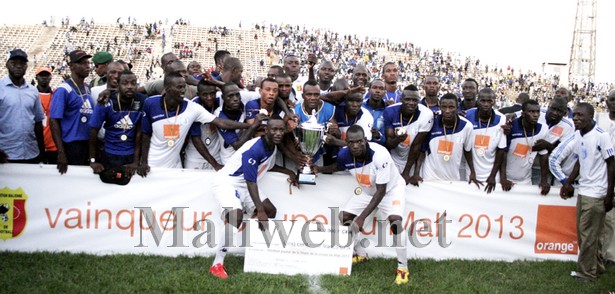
[419,93,480,184]
[184,80,223,170]
[464,88,510,193]
[362,79,387,145]
[314,125,409,285]
[88,70,145,174]
[504,100,550,194]
[50,50,94,173]
[331,92,373,145]
[209,118,298,279]
[560,103,614,282]
[384,85,434,185]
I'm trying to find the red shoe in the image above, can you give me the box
[209,263,228,279]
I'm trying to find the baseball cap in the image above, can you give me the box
[35,67,52,76]
[92,51,113,65]
[9,49,28,62]
[68,50,92,63]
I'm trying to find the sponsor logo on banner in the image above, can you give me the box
[534,205,577,255]
[0,187,28,240]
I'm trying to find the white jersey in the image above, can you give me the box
[184,100,222,170]
[574,125,615,198]
[549,134,578,184]
[539,113,575,144]
[337,107,374,142]
[142,96,217,168]
[214,107,247,164]
[383,103,434,173]
[609,119,615,146]
[505,118,549,184]
[335,142,405,195]
[216,136,277,186]
[423,115,474,181]
[464,109,507,182]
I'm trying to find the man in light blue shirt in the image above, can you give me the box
[0,49,45,162]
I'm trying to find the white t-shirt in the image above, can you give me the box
[574,125,615,198]
[338,107,374,142]
[505,118,549,184]
[142,96,217,168]
[423,115,474,181]
[464,109,507,182]
[335,142,405,195]
[383,103,434,173]
[184,100,222,170]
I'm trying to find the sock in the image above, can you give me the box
[212,224,239,266]
[352,230,367,257]
[394,228,408,270]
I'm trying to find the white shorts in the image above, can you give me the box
[211,176,267,218]
[342,183,405,218]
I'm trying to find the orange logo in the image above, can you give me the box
[534,205,577,255]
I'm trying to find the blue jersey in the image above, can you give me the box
[50,80,94,142]
[89,91,146,155]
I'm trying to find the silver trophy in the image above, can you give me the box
[294,112,326,185]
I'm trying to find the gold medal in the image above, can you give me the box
[167,140,175,147]
[443,154,450,162]
[120,134,127,141]
[354,186,362,195]
[477,149,485,156]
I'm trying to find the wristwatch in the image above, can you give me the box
[90,158,96,163]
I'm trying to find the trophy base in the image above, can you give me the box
[298,173,316,185]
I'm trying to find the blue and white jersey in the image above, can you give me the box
[464,108,507,182]
[539,112,575,144]
[215,107,246,164]
[362,99,386,145]
[574,124,615,198]
[422,115,473,181]
[334,106,373,141]
[365,89,401,104]
[294,101,335,124]
[218,136,277,186]
[383,103,434,172]
[549,134,578,185]
[142,95,217,168]
[244,98,286,120]
[50,80,94,142]
[505,118,549,184]
[184,98,222,169]
[336,142,404,196]
[420,97,440,113]
[89,91,146,156]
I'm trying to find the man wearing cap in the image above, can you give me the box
[50,50,94,174]
[0,49,45,163]
[89,51,113,88]
[35,66,57,163]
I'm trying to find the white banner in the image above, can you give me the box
[0,163,577,261]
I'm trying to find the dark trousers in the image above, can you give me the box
[63,140,89,166]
